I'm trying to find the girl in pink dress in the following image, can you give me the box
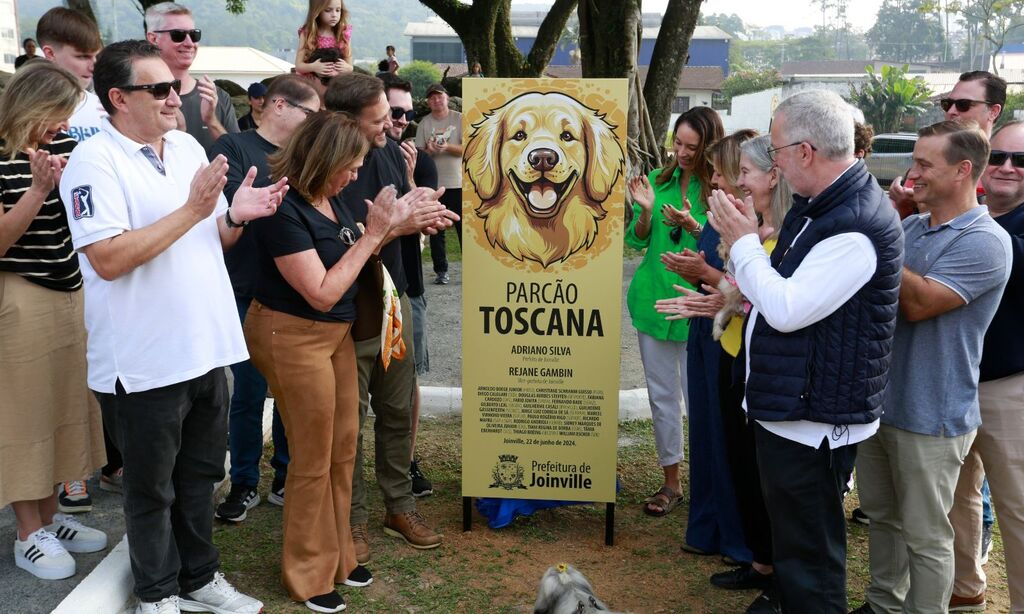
[294,0,353,79]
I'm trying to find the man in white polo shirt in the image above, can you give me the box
[59,40,287,614]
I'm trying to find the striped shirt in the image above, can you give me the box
[0,134,82,291]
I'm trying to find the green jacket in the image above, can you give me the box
[625,167,708,342]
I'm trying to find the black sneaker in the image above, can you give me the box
[710,564,773,591]
[305,590,345,613]
[58,481,92,513]
[268,476,285,507]
[215,484,259,522]
[851,507,870,526]
[410,459,433,497]
[981,522,993,564]
[747,588,782,614]
[434,272,450,285]
[342,564,373,587]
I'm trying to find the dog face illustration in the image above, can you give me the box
[465,92,624,268]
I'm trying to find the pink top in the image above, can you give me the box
[298,24,352,51]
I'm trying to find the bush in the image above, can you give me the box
[398,60,442,98]
[214,79,245,98]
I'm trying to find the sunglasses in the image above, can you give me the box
[281,98,317,116]
[117,79,182,100]
[989,150,1024,168]
[152,28,202,43]
[390,107,415,122]
[939,98,991,113]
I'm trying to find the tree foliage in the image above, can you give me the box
[398,60,442,98]
[866,0,945,62]
[922,0,1024,72]
[848,64,932,133]
[720,69,782,104]
[699,12,746,38]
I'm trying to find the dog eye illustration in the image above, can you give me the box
[512,130,527,141]
[560,130,575,142]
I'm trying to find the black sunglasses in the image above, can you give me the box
[939,98,991,113]
[390,107,415,122]
[280,98,316,116]
[989,150,1024,168]
[117,80,182,100]
[152,28,202,43]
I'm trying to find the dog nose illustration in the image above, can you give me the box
[528,148,559,172]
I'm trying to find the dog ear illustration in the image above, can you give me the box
[465,107,505,201]
[582,111,624,203]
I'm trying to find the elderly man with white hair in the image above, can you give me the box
[708,89,904,613]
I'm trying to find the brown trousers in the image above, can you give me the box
[243,301,358,601]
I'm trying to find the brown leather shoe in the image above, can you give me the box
[383,510,442,549]
[949,592,986,612]
[351,523,370,564]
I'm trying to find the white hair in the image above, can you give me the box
[145,2,192,33]
[774,90,855,160]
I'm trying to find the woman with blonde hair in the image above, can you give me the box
[244,110,444,613]
[0,61,107,580]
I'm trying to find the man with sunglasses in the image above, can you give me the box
[60,40,288,614]
[890,71,1006,216]
[946,121,1024,612]
[145,2,239,154]
[209,75,322,524]
[853,120,1011,614]
[383,74,438,497]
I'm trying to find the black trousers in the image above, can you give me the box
[718,352,773,566]
[428,187,462,274]
[96,369,228,601]
[755,422,857,614]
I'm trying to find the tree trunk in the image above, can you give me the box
[65,0,99,25]
[418,0,577,77]
[643,0,702,155]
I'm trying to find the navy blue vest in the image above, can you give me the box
[745,161,904,424]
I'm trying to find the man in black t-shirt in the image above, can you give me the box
[209,75,320,523]
[324,73,456,563]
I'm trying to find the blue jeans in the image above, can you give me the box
[229,295,289,488]
[982,478,994,526]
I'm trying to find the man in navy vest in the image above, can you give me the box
[708,89,904,613]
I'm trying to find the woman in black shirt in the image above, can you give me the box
[0,61,108,580]
[243,110,440,614]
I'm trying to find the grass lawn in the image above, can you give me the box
[214,416,1011,613]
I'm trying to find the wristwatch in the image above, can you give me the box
[225,207,248,228]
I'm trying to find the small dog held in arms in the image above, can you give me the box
[533,563,625,614]
[713,239,747,340]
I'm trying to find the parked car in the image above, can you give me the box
[865,132,917,188]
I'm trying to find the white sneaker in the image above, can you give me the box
[179,572,263,614]
[137,596,181,614]
[47,512,108,553]
[13,528,75,580]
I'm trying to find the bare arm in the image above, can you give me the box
[0,149,64,257]
[274,235,381,313]
[898,267,965,322]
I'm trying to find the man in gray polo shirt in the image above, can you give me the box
[853,121,1012,614]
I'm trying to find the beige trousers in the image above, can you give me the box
[950,371,1024,611]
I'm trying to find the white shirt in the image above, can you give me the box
[66,91,105,143]
[731,223,881,450]
[59,119,247,394]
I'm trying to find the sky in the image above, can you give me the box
[511,0,887,33]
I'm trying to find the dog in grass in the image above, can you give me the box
[533,563,625,614]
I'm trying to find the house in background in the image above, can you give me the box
[405,13,731,76]
[190,46,293,89]
[0,0,19,73]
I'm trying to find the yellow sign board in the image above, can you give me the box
[461,78,628,503]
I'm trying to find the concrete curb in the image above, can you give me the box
[54,388,651,613]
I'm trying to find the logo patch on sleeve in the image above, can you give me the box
[70,185,93,220]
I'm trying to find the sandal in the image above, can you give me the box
[643,485,683,517]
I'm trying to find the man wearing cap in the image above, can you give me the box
[237,82,267,131]
[415,83,462,285]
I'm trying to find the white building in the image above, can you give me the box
[189,46,294,89]
[0,0,19,73]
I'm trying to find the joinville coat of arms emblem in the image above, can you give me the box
[490,454,528,490]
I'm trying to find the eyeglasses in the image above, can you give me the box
[152,28,202,43]
[281,98,316,116]
[116,80,182,100]
[766,141,817,162]
[989,150,1024,168]
[939,98,991,113]
[390,107,415,122]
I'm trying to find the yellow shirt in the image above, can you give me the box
[720,238,777,357]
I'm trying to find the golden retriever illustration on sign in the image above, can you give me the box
[464,92,625,268]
